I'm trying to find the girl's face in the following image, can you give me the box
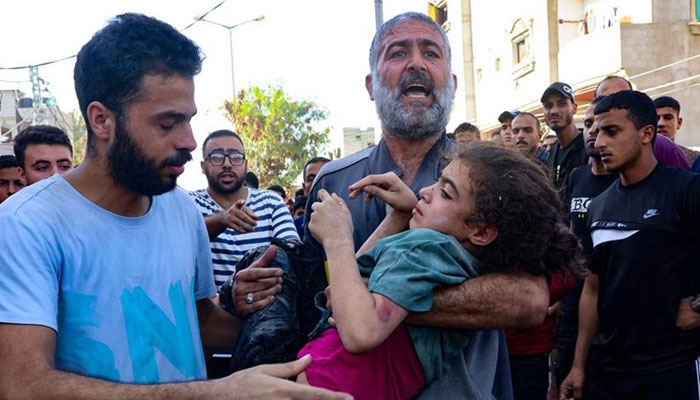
[411,159,476,242]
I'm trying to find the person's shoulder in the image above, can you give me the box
[569,164,590,181]
[0,175,63,217]
[317,147,376,180]
[656,163,700,187]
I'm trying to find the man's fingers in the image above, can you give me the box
[255,354,313,378]
[236,267,283,284]
[238,277,282,293]
[234,199,246,209]
[249,245,278,269]
[317,189,330,201]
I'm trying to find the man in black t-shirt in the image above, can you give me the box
[560,91,700,400]
[555,96,617,389]
[541,82,589,215]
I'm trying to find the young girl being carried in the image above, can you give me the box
[297,142,583,399]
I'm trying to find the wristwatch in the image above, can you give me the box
[690,294,700,314]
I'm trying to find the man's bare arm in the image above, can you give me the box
[197,298,241,350]
[407,270,549,330]
[0,324,351,400]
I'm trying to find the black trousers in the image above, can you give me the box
[510,352,550,400]
[585,355,700,400]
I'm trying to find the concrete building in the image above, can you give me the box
[342,127,376,156]
[434,0,700,146]
[0,89,74,156]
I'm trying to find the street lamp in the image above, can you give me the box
[195,15,265,99]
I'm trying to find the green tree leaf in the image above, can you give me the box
[223,85,331,188]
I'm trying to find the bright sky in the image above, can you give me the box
[0,0,427,190]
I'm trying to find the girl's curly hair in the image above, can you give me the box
[456,142,585,277]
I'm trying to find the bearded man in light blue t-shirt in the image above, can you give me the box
[0,13,348,400]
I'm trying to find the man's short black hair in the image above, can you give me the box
[303,156,331,177]
[454,122,481,139]
[267,184,286,199]
[14,125,73,169]
[0,155,18,169]
[512,112,541,131]
[74,13,203,155]
[245,171,259,189]
[293,195,308,213]
[202,130,244,158]
[653,96,681,114]
[594,90,658,134]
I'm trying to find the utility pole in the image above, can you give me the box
[374,0,383,31]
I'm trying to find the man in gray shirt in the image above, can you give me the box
[234,12,549,399]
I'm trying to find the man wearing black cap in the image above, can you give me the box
[498,110,517,147]
[541,82,588,203]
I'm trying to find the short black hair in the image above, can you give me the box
[293,195,308,213]
[14,125,73,169]
[653,96,681,114]
[202,130,244,157]
[245,171,259,189]
[594,90,658,133]
[512,112,540,131]
[303,156,331,177]
[267,184,286,199]
[454,122,481,139]
[74,13,203,154]
[0,155,18,169]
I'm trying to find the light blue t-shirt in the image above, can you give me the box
[0,175,216,384]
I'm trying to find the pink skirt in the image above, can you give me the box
[298,324,426,400]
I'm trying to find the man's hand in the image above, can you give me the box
[348,172,417,214]
[676,297,700,330]
[232,246,283,316]
[559,367,585,400]
[224,355,352,399]
[221,199,258,233]
[309,190,354,249]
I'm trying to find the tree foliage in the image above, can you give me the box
[70,109,87,165]
[223,85,330,188]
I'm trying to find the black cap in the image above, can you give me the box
[541,82,575,103]
[497,110,518,123]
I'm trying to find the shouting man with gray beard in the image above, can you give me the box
[230,12,550,399]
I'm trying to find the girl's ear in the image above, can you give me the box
[466,221,499,246]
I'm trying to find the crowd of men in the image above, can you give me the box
[0,9,698,400]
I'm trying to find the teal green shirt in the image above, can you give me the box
[357,228,481,384]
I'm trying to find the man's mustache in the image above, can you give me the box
[161,151,192,167]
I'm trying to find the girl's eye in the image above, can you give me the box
[440,189,451,199]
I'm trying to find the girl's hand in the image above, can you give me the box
[347,172,417,214]
[309,189,354,248]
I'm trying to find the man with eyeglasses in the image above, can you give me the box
[189,129,299,293]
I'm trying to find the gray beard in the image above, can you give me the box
[372,72,455,141]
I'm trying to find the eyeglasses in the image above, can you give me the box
[206,152,246,166]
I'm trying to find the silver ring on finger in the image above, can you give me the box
[245,292,255,305]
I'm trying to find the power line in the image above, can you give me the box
[181,0,228,31]
[629,53,700,80]
[0,0,229,70]
[0,54,77,71]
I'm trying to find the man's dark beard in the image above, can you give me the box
[108,121,192,196]
[206,169,245,195]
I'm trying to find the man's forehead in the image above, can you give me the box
[25,144,72,158]
[0,167,19,178]
[542,93,569,104]
[380,20,445,50]
[513,114,537,127]
[205,136,243,153]
[656,107,678,116]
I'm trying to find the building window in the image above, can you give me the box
[510,18,535,79]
